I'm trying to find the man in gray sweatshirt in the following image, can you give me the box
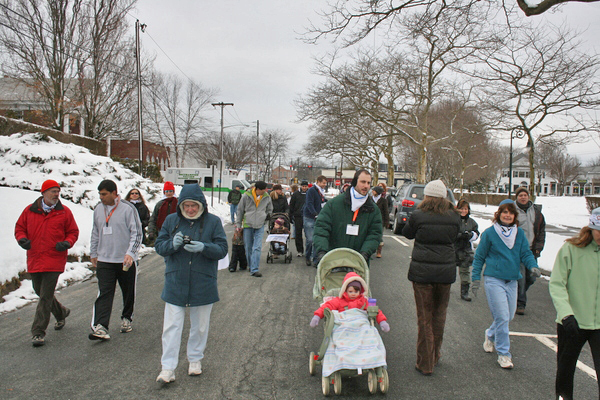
[89,179,142,340]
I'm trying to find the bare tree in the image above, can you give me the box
[536,142,582,194]
[258,128,292,181]
[190,129,256,171]
[516,0,600,16]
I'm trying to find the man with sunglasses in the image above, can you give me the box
[148,182,178,242]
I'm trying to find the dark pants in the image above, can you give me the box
[556,324,600,400]
[412,282,451,374]
[229,244,247,271]
[92,261,137,330]
[30,272,69,337]
[293,215,304,254]
[517,262,537,308]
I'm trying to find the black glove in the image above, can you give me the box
[562,315,580,338]
[361,252,370,263]
[18,238,31,250]
[314,251,326,266]
[55,241,70,251]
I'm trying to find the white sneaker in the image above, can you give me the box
[189,361,202,376]
[483,329,494,353]
[120,318,132,333]
[88,324,110,341]
[156,369,175,383]
[498,355,514,369]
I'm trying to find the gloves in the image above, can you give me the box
[562,315,580,338]
[147,232,156,241]
[360,252,370,263]
[18,238,31,250]
[379,321,390,332]
[530,267,542,278]
[184,241,205,253]
[173,232,184,250]
[471,280,480,297]
[55,241,70,251]
[314,251,326,267]
[310,315,321,328]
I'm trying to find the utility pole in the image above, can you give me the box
[267,134,272,182]
[211,102,234,203]
[135,20,146,177]
[255,120,260,181]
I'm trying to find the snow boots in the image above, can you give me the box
[461,284,472,302]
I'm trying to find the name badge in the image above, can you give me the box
[346,224,359,236]
[103,226,113,235]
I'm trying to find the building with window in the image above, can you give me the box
[497,153,558,195]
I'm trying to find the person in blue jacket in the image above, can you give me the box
[303,175,327,266]
[154,184,228,384]
[471,199,541,370]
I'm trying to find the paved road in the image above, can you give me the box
[1,226,598,399]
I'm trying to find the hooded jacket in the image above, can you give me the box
[313,272,386,324]
[235,188,273,229]
[155,184,228,307]
[15,198,79,273]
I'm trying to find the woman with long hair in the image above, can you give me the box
[471,199,540,369]
[125,188,150,244]
[270,184,288,214]
[549,208,600,400]
[402,179,460,376]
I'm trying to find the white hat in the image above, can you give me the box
[590,207,600,231]
[424,179,447,198]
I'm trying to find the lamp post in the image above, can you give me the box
[508,127,525,197]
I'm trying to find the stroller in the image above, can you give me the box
[265,212,293,264]
[309,248,389,396]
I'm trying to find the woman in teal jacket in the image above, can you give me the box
[154,184,228,384]
[471,199,540,370]
[549,208,600,400]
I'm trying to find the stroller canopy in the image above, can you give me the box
[313,248,370,302]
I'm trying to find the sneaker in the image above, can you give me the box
[516,307,525,315]
[483,330,494,353]
[297,253,303,257]
[120,318,132,333]
[251,272,262,278]
[89,324,110,341]
[188,361,202,376]
[498,355,514,369]
[54,308,71,330]
[305,259,312,266]
[156,370,175,383]
[32,335,45,347]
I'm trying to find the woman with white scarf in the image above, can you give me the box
[471,199,541,370]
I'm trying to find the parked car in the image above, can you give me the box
[389,183,456,234]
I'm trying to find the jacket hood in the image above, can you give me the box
[339,272,368,298]
[177,184,207,218]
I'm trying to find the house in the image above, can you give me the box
[107,138,170,171]
[496,153,558,195]
[567,165,600,196]
[271,165,297,184]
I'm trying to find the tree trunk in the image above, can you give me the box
[417,144,427,184]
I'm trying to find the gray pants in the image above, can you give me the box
[30,272,69,337]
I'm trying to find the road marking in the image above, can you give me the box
[510,331,597,381]
[385,235,409,247]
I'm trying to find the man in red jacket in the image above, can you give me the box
[14,179,79,347]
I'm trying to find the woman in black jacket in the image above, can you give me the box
[125,188,150,244]
[402,179,460,376]
[270,184,289,214]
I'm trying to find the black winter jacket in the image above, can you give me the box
[402,209,461,284]
[289,190,307,218]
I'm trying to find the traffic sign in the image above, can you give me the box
[335,180,341,186]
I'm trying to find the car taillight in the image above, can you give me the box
[402,199,415,207]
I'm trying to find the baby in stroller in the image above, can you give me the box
[266,213,292,263]
[270,217,289,255]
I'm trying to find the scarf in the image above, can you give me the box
[315,183,325,198]
[157,197,178,230]
[129,199,141,204]
[493,222,517,249]
[41,199,57,213]
[372,194,381,204]
[252,188,261,208]
[350,187,368,212]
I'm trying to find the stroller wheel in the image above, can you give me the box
[379,368,389,394]
[309,352,316,376]
[367,370,377,394]
[333,372,342,395]
[321,376,330,396]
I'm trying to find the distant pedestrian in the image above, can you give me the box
[227,185,243,225]
[270,184,288,214]
[372,185,389,258]
[289,180,309,257]
[14,179,79,347]
[89,180,142,341]
[229,228,247,272]
[148,182,178,241]
[235,181,273,277]
[549,208,600,400]
[303,176,328,266]
[454,199,479,302]
[154,184,228,384]
[125,188,150,245]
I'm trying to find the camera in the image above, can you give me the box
[183,235,192,245]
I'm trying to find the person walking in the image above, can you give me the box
[125,188,150,245]
[513,187,546,315]
[372,185,389,258]
[227,185,242,225]
[14,179,79,347]
[402,179,461,376]
[549,208,600,400]
[228,227,247,272]
[270,184,288,214]
[148,182,178,242]
[289,181,308,257]
[235,181,273,277]
[154,184,228,384]
[471,199,541,369]
[455,199,479,302]
[303,176,328,266]
[89,179,143,340]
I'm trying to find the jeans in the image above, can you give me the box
[161,302,213,371]
[92,261,137,330]
[555,324,600,400]
[484,276,517,357]
[517,263,536,308]
[303,216,316,262]
[229,204,238,225]
[412,282,451,374]
[30,272,69,337]
[243,226,265,274]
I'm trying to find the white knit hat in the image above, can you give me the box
[423,179,447,198]
[590,207,600,231]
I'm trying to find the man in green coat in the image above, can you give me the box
[313,169,383,266]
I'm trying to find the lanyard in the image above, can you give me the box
[104,199,119,226]
[352,209,359,224]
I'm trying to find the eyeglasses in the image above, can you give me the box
[130,192,140,195]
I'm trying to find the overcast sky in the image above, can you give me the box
[132,1,600,164]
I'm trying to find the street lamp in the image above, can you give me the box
[508,127,525,197]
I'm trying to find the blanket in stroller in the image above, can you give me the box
[321,309,387,377]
